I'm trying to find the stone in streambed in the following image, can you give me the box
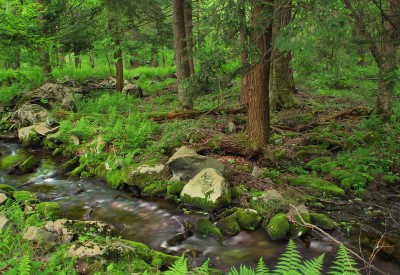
[19,156,39,173]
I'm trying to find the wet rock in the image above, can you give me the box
[141,181,169,197]
[181,168,231,211]
[19,156,39,173]
[265,213,290,240]
[56,157,79,176]
[0,213,9,230]
[309,213,337,230]
[249,189,286,218]
[12,103,49,126]
[166,146,224,181]
[128,164,170,189]
[197,218,224,242]
[216,214,241,236]
[288,204,310,237]
[20,129,41,148]
[235,208,261,230]
[23,226,58,242]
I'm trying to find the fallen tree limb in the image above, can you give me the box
[290,204,388,275]
[149,107,247,122]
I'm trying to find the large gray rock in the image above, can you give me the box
[166,146,224,181]
[122,83,143,98]
[18,123,59,139]
[181,168,231,211]
[128,164,170,189]
[0,213,9,230]
[13,104,49,126]
[23,226,58,242]
[61,93,77,112]
[25,83,80,106]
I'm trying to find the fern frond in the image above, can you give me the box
[255,258,270,275]
[193,258,210,275]
[18,253,31,275]
[299,254,324,275]
[328,245,359,275]
[228,265,256,275]
[274,240,302,275]
[164,255,188,275]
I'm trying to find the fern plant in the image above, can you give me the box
[328,244,360,275]
[164,255,188,275]
[273,240,303,274]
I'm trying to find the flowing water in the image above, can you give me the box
[0,141,399,274]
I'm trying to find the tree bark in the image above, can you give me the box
[89,48,95,68]
[239,0,249,106]
[243,1,273,148]
[74,48,81,69]
[270,0,296,111]
[36,0,51,77]
[150,47,159,67]
[184,0,195,75]
[114,39,124,92]
[173,0,193,110]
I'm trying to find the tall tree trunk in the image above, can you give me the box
[36,0,51,77]
[89,48,95,68]
[270,0,296,111]
[243,1,273,148]
[173,0,193,110]
[150,47,159,67]
[239,0,248,106]
[114,39,124,92]
[74,48,81,69]
[184,0,195,75]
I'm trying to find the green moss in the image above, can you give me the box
[130,259,151,272]
[310,213,337,230]
[166,180,185,195]
[197,218,224,242]
[229,186,244,200]
[216,214,241,236]
[265,213,290,240]
[290,213,310,237]
[1,153,28,169]
[52,147,62,156]
[235,208,261,230]
[181,192,231,211]
[70,163,87,177]
[151,251,180,269]
[13,191,38,203]
[142,181,168,197]
[58,157,80,175]
[21,130,41,148]
[0,184,16,194]
[305,157,337,173]
[36,202,62,221]
[121,240,152,262]
[19,156,39,173]
[287,175,345,196]
[294,145,330,161]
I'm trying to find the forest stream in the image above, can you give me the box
[1,141,399,274]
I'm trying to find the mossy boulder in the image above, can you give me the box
[249,189,286,219]
[70,163,87,177]
[141,181,169,197]
[167,180,185,195]
[288,205,310,238]
[0,184,16,194]
[166,146,224,181]
[310,213,337,230]
[56,157,80,176]
[1,153,28,170]
[235,208,261,230]
[13,191,39,203]
[36,202,62,221]
[19,156,40,173]
[197,218,224,242]
[20,129,41,148]
[181,168,231,211]
[265,213,290,240]
[287,175,345,196]
[127,164,170,189]
[216,214,241,236]
[151,251,180,269]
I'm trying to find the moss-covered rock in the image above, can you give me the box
[70,163,87,177]
[141,181,168,197]
[36,202,62,221]
[229,186,245,200]
[249,189,287,219]
[56,157,80,176]
[21,130,41,148]
[13,191,39,203]
[167,180,185,195]
[265,213,290,240]
[19,156,39,173]
[310,213,337,230]
[287,175,345,196]
[235,208,261,230]
[1,153,28,170]
[0,184,16,194]
[197,218,224,242]
[288,205,310,237]
[216,214,241,236]
[151,251,180,269]
[127,164,169,189]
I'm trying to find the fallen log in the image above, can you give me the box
[149,107,247,122]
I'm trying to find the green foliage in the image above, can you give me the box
[164,255,188,275]
[328,245,359,275]
[274,240,302,273]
